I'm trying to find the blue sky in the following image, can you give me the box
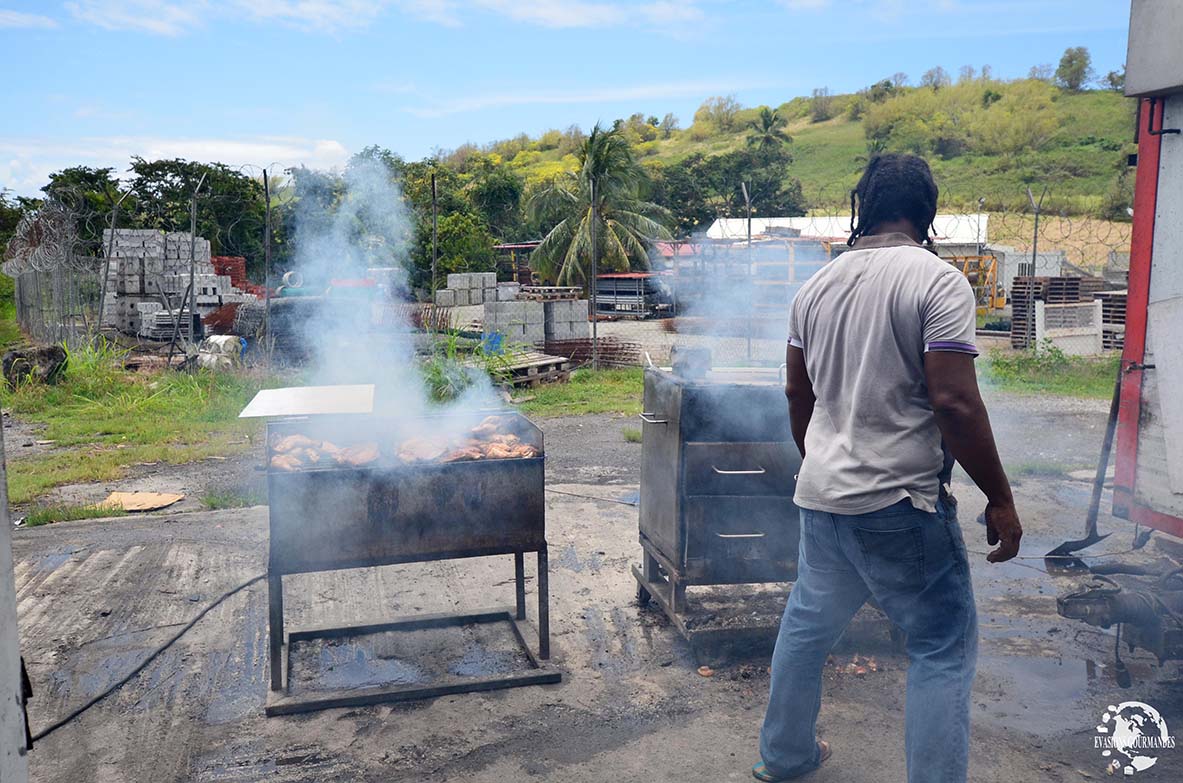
[0,0,1130,195]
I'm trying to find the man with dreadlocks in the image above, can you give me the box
[752,153,1021,783]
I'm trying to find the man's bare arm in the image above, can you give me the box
[924,351,1022,562]
[785,345,814,457]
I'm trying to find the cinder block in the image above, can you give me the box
[523,301,545,325]
[447,273,470,290]
[479,272,497,289]
[496,283,520,301]
[470,287,485,305]
[568,319,591,339]
[454,288,470,306]
[524,324,546,345]
[435,289,456,307]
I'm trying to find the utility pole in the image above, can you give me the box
[741,181,753,363]
[590,175,599,371]
[263,169,273,369]
[431,172,438,300]
[95,187,130,344]
[187,172,207,351]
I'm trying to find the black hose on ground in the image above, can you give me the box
[29,573,265,745]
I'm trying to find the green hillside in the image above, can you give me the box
[476,79,1136,216]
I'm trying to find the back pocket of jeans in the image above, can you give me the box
[853,526,925,592]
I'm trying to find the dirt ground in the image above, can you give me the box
[10,389,1183,782]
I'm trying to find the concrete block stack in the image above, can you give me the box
[101,229,259,339]
[483,300,547,345]
[543,300,591,341]
[435,273,516,307]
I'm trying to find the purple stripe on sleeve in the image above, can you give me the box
[925,340,979,355]
[788,336,804,348]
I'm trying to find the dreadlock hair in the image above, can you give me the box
[847,153,939,248]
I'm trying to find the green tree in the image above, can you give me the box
[921,66,951,90]
[414,211,496,279]
[650,147,805,237]
[1056,46,1094,91]
[40,166,129,253]
[1104,65,1125,93]
[693,95,742,134]
[0,190,31,255]
[527,125,670,286]
[747,106,792,150]
[809,87,834,122]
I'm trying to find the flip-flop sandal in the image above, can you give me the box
[752,741,832,781]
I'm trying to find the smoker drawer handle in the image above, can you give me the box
[716,532,766,539]
[711,465,766,475]
[638,413,669,424]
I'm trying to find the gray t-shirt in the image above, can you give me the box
[787,232,978,515]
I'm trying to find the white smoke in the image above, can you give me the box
[288,157,502,442]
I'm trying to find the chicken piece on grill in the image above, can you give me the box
[338,443,380,466]
[319,441,343,461]
[272,434,321,453]
[485,443,516,459]
[442,446,484,462]
[398,437,449,463]
[270,454,303,472]
[471,415,506,439]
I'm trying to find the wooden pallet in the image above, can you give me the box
[501,351,573,387]
[518,286,581,301]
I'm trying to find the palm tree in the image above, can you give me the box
[746,107,792,151]
[528,124,671,287]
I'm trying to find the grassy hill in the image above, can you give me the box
[478,81,1136,216]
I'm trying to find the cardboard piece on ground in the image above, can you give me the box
[102,491,184,512]
[238,384,375,419]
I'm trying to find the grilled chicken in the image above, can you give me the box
[270,454,303,471]
[397,437,450,463]
[338,443,380,466]
[273,434,321,453]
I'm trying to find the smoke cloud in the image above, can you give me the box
[288,157,501,441]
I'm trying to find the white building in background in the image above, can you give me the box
[705,213,991,250]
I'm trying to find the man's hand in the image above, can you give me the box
[984,501,1022,563]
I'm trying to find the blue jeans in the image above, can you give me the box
[759,499,978,782]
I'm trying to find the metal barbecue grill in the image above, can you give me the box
[242,388,557,716]
[633,357,802,655]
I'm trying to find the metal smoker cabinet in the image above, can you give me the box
[634,366,801,617]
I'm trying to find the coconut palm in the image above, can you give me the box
[746,106,792,151]
[527,124,671,287]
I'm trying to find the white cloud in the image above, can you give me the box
[0,9,59,28]
[65,0,208,36]
[470,1,702,29]
[0,135,351,196]
[238,0,392,30]
[779,0,829,9]
[63,0,704,35]
[407,78,767,117]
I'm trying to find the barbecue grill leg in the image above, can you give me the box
[268,572,285,691]
[537,548,551,660]
[514,552,527,621]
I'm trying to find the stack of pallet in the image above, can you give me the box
[434,273,520,307]
[1096,290,1128,351]
[1010,277,1082,348]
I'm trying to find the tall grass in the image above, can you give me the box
[2,339,275,504]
